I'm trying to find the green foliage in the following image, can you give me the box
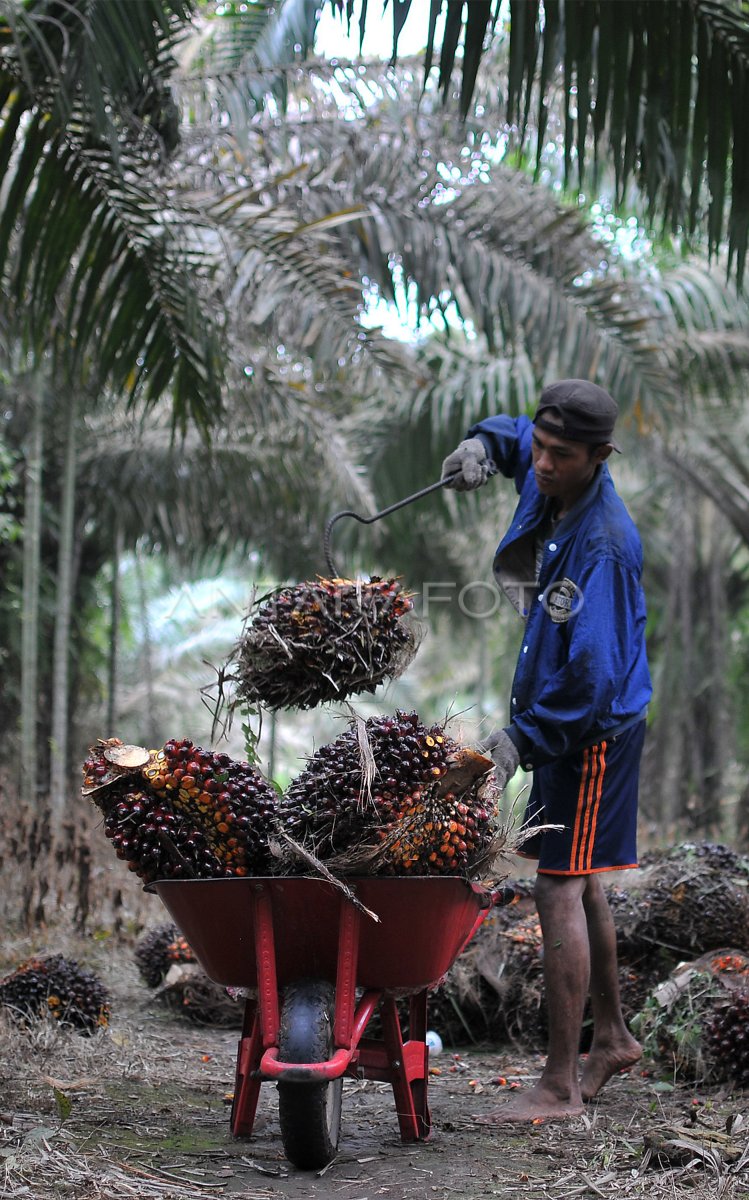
[241,708,263,767]
[341,0,749,287]
[632,969,726,1083]
[0,437,20,545]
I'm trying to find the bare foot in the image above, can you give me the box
[580,1036,642,1101]
[475,1083,584,1125]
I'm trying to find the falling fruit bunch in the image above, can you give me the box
[230,577,418,711]
[0,954,110,1035]
[134,923,197,989]
[82,737,279,883]
[277,709,497,875]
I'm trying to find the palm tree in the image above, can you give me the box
[0,0,399,813]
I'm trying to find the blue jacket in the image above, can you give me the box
[468,414,652,767]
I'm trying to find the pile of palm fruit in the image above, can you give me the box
[631,841,749,957]
[277,709,496,875]
[134,923,241,1026]
[82,737,280,884]
[83,713,498,883]
[134,922,197,988]
[424,842,749,1062]
[0,954,110,1035]
[228,577,418,710]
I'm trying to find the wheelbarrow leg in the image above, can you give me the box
[408,989,431,1137]
[379,992,430,1142]
[231,997,263,1138]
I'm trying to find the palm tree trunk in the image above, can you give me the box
[20,380,44,809]
[106,517,124,734]
[50,393,79,830]
[135,549,158,745]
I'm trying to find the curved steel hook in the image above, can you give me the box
[323,474,458,576]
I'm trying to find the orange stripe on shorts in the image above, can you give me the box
[569,747,592,871]
[571,743,607,871]
[582,742,607,870]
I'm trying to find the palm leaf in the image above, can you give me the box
[246,102,679,415]
[201,183,411,382]
[508,0,749,288]
[0,0,194,151]
[0,112,225,429]
[335,0,749,288]
[176,0,320,118]
[76,388,374,578]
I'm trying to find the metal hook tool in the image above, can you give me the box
[323,474,459,577]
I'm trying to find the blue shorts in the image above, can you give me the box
[517,720,646,876]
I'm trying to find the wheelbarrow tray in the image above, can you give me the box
[153,875,489,991]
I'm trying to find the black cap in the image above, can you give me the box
[533,379,621,452]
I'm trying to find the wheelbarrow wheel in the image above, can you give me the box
[277,979,343,1170]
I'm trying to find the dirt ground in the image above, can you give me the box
[1,934,748,1200]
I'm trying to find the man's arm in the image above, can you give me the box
[442,414,533,491]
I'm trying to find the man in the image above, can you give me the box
[442,379,651,1123]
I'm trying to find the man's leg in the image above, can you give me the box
[580,875,641,1100]
[477,873,588,1123]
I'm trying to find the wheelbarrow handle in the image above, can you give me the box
[323,474,458,577]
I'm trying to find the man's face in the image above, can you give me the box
[531,424,611,509]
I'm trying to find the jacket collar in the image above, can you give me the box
[543,464,610,538]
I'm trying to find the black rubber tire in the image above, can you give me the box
[277,979,343,1170]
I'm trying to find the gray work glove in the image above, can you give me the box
[441,437,490,492]
[480,728,521,792]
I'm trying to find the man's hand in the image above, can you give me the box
[441,437,490,491]
[481,728,520,792]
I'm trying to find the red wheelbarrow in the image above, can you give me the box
[152,875,513,1170]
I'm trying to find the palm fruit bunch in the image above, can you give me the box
[0,954,110,1035]
[143,738,278,875]
[82,736,279,883]
[277,709,497,876]
[703,987,749,1087]
[134,923,197,989]
[632,950,749,1083]
[701,951,749,1086]
[156,967,243,1028]
[230,577,418,711]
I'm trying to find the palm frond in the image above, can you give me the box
[201,184,411,384]
[176,0,320,120]
[501,0,749,288]
[0,0,231,429]
[244,107,680,415]
[0,100,225,429]
[0,0,195,152]
[77,385,374,578]
[657,260,749,398]
[338,0,749,288]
